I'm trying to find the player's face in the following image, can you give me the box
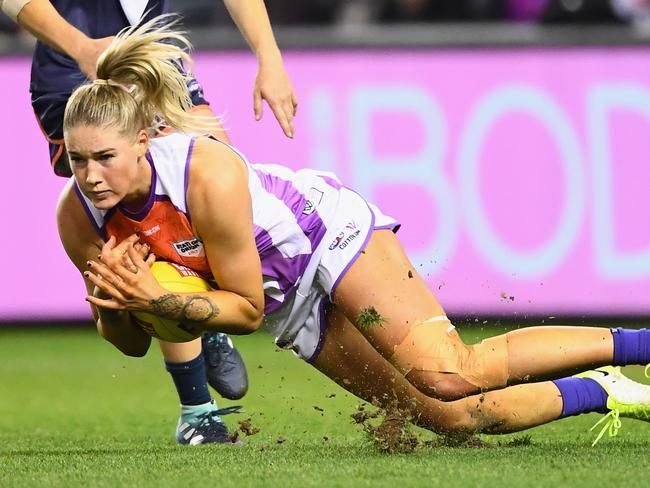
[66,125,150,210]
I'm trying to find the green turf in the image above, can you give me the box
[1,325,650,487]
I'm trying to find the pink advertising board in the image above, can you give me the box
[2,48,650,320]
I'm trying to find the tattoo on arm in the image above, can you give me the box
[149,293,220,324]
[150,294,184,317]
[181,296,220,322]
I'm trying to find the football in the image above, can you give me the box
[131,261,212,343]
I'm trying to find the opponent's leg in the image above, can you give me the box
[201,333,249,400]
[158,339,238,445]
[333,230,650,400]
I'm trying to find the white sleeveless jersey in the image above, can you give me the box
[75,133,344,315]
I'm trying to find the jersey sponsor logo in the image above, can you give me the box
[328,220,361,251]
[172,238,205,257]
[303,187,324,215]
[142,225,160,236]
[328,231,345,250]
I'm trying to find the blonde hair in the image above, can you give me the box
[63,14,219,139]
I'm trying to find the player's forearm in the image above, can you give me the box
[149,289,264,335]
[222,0,282,62]
[15,0,89,61]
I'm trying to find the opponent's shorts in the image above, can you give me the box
[31,76,210,177]
[263,186,399,362]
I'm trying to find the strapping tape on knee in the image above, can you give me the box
[389,315,509,389]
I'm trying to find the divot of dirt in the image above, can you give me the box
[351,404,380,424]
[351,403,418,454]
[238,417,260,436]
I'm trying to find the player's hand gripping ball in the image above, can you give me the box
[132,261,212,342]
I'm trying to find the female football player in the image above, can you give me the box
[5,0,298,445]
[57,16,650,445]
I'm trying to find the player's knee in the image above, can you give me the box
[390,316,510,393]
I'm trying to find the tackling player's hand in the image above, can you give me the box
[254,56,298,138]
[75,36,115,80]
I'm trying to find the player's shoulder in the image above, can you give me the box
[56,179,103,264]
[188,137,249,187]
[56,179,80,220]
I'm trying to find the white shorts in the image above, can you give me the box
[262,186,399,361]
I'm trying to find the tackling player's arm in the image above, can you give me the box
[221,0,298,137]
[10,0,112,79]
[56,181,152,357]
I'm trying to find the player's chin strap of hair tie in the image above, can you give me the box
[93,78,137,94]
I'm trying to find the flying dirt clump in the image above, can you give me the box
[238,418,260,436]
[356,306,386,331]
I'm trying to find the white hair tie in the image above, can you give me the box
[92,78,136,94]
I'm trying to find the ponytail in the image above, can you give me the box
[64,14,219,139]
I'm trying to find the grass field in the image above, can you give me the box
[2,324,650,487]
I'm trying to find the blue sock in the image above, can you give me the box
[165,353,212,406]
[552,377,608,418]
[611,328,650,366]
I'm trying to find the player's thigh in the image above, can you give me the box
[332,229,446,358]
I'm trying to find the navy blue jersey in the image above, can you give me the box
[30,0,165,95]
[29,0,209,176]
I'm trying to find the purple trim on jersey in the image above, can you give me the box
[306,297,329,364]
[255,225,312,314]
[252,167,328,252]
[183,137,196,224]
[320,174,342,190]
[72,180,106,239]
[117,155,157,222]
[153,194,187,214]
[330,209,376,298]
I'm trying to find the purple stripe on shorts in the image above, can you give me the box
[330,209,376,298]
[183,137,195,223]
[263,295,284,315]
[307,297,329,364]
[252,168,328,251]
[375,222,401,233]
[72,180,105,239]
[118,155,157,222]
